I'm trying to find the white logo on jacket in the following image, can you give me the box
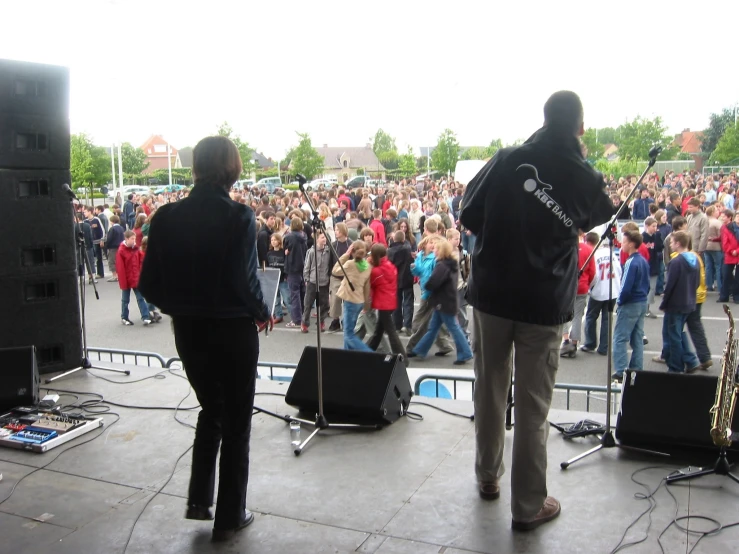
[517,164,573,228]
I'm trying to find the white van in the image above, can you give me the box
[256,177,283,192]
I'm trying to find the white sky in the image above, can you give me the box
[2,0,737,159]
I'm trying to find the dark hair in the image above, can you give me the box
[393,230,405,244]
[724,209,735,219]
[672,216,686,231]
[263,210,275,220]
[370,243,386,266]
[687,198,701,208]
[193,136,242,188]
[622,229,642,247]
[543,91,584,134]
[585,231,599,246]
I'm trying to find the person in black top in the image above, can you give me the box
[460,91,613,531]
[387,230,414,334]
[139,136,273,542]
[256,210,276,267]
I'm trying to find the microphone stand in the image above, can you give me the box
[561,146,669,469]
[290,174,379,456]
[47,194,130,383]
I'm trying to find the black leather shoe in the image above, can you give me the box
[185,504,214,521]
[212,510,255,542]
[435,350,453,357]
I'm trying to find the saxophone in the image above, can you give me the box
[710,305,739,447]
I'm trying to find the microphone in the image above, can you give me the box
[295,174,307,187]
[648,145,663,159]
[61,183,78,200]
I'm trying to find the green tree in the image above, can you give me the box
[617,116,677,161]
[703,108,735,156]
[70,133,94,192]
[290,132,324,180]
[581,128,605,160]
[378,150,399,170]
[710,123,739,164]
[460,146,490,160]
[596,127,618,145]
[398,147,416,177]
[120,142,149,175]
[594,158,640,179]
[216,121,257,178]
[372,129,397,155]
[431,129,460,175]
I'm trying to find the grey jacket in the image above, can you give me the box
[687,211,709,253]
[303,246,331,286]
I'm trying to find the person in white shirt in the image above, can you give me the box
[580,233,623,355]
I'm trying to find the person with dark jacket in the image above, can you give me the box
[256,211,275,267]
[459,91,613,531]
[612,229,650,382]
[139,136,272,542]
[659,230,700,374]
[283,218,308,327]
[665,192,682,225]
[408,239,472,363]
[388,231,414,333]
[75,212,96,284]
[105,214,125,281]
[631,188,654,220]
[365,243,406,357]
[641,217,663,318]
[123,193,136,230]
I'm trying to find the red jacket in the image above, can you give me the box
[577,242,596,295]
[370,258,398,310]
[134,227,144,247]
[721,225,739,264]
[369,219,387,246]
[620,243,650,267]
[117,243,144,290]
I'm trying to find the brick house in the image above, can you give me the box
[140,135,177,174]
[674,128,704,171]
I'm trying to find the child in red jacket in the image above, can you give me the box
[560,230,596,357]
[365,243,406,357]
[117,230,152,326]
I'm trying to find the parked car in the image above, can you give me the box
[344,175,370,189]
[152,184,187,195]
[233,179,255,191]
[256,177,283,192]
[107,185,150,201]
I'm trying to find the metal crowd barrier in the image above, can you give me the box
[413,374,622,414]
[87,348,618,413]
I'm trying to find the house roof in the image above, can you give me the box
[177,147,193,168]
[316,146,385,170]
[252,151,274,168]
[140,134,178,157]
[675,130,703,154]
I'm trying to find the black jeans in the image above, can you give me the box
[685,303,711,364]
[172,315,259,530]
[303,282,330,327]
[720,263,739,301]
[367,309,406,357]
[393,287,415,330]
[93,243,104,277]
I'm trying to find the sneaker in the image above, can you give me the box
[328,319,341,332]
[611,372,623,383]
[285,321,300,328]
[579,345,596,353]
[643,337,649,346]
[560,341,576,358]
[404,327,413,337]
[88,277,98,284]
[700,360,713,371]
[106,276,118,282]
[151,311,163,322]
[434,349,453,357]
[512,496,561,531]
[652,356,666,363]
[300,324,309,333]
[453,357,472,365]
[645,312,658,319]
[121,318,134,326]
[142,319,152,326]
[320,323,326,333]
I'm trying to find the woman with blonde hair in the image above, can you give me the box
[408,239,473,364]
[318,203,335,241]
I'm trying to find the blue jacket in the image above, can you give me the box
[412,251,436,300]
[659,251,699,313]
[618,252,650,306]
[632,197,654,220]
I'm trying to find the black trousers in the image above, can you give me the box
[173,315,259,530]
[367,309,406,357]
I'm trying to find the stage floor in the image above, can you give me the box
[0,363,738,554]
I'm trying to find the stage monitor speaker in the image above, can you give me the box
[0,113,70,170]
[0,270,82,374]
[285,347,413,425]
[0,59,70,119]
[616,370,739,453]
[0,346,40,413]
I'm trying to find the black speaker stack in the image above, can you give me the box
[0,59,82,374]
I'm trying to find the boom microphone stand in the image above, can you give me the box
[290,174,379,455]
[46,186,130,383]
[561,146,668,469]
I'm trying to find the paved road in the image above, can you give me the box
[82,277,731,389]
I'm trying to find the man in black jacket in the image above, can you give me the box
[256,211,275,267]
[460,91,613,531]
[139,136,272,541]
